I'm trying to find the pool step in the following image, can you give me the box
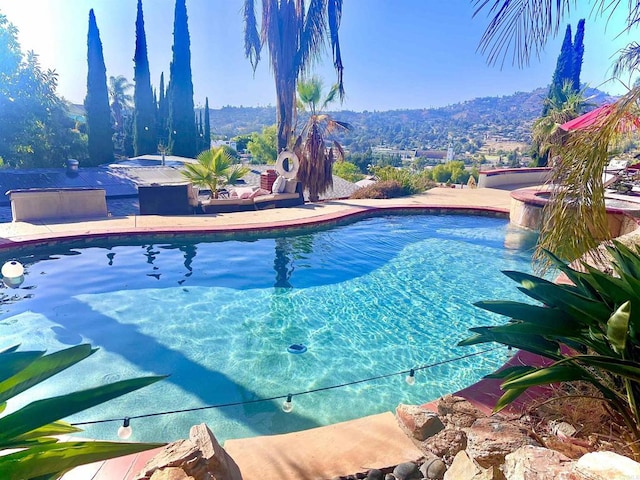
[224,412,423,480]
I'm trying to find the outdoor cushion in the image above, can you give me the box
[250,188,271,199]
[231,186,257,199]
[272,176,287,194]
[284,179,298,194]
[253,192,300,204]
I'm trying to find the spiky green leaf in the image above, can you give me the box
[0,375,166,442]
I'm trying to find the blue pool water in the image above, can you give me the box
[0,214,538,443]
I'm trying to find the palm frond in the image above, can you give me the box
[297,77,322,110]
[322,83,340,110]
[297,0,327,76]
[327,0,344,99]
[534,87,640,272]
[473,0,573,67]
[243,0,261,71]
[613,42,640,78]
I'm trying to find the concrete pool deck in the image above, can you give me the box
[0,186,517,480]
[0,186,513,248]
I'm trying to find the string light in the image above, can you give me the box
[117,417,132,440]
[282,394,293,413]
[405,368,416,385]
[71,348,498,433]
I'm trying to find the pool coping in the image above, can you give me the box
[0,202,510,254]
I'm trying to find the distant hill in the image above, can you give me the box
[203,86,616,153]
[68,86,616,155]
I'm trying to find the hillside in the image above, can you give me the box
[205,87,616,154]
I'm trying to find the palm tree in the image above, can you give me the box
[531,82,592,166]
[109,75,133,133]
[109,75,133,155]
[243,0,345,152]
[293,77,351,202]
[181,147,249,198]
[474,1,640,267]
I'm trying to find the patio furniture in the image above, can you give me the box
[6,188,107,222]
[138,183,199,215]
[200,180,304,214]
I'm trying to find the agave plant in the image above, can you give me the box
[459,241,640,454]
[0,343,165,480]
[182,147,249,198]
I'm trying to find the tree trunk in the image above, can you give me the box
[275,74,296,153]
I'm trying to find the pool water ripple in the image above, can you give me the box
[0,215,539,443]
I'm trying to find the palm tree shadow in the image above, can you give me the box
[41,297,321,438]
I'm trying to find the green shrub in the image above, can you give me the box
[371,166,435,194]
[333,161,364,182]
[350,180,409,199]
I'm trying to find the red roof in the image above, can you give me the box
[560,104,640,132]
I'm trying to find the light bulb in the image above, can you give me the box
[282,394,293,413]
[405,368,416,386]
[1,261,24,288]
[117,418,132,440]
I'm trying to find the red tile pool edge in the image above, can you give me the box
[0,204,509,254]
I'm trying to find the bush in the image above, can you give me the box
[371,166,435,194]
[350,180,409,199]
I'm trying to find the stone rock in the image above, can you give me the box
[393,461,420,480]
[443,451,476,480]
[421,429,467,461]
[396,404,445,441]
[571,451,640,479]
[465,417,538,468]
[437,395,486,428]
[503,445,574,480]
[134,423,242,480]
[384,474,396,480]
[549,420,577,438]
[149,468,194,480]
[443,451,502,480]
[420,454,447,479]
[366,469,384,480]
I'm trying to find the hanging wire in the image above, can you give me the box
[70,347,499,427]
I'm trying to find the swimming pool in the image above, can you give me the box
[0,214,537,443]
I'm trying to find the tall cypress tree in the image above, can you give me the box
[156,72,169,147]
[543,24,574,115]
[84,9,113,166]
[168,0,196,157]
[133,0,157,156]
[197,110,204,152]
[572,19,585,93]
[204,97,211,151]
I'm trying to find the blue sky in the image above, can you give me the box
[0,0,636,111]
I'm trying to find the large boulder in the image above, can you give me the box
[150,468,195,480]
[437,395,486,428]
[396,404,445,441]
[571,451,640,479]
[502,445,574,479]
[464,417,538,469]
[134,424,242,480]
[443,451,503,480]
[421,429,467,463]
